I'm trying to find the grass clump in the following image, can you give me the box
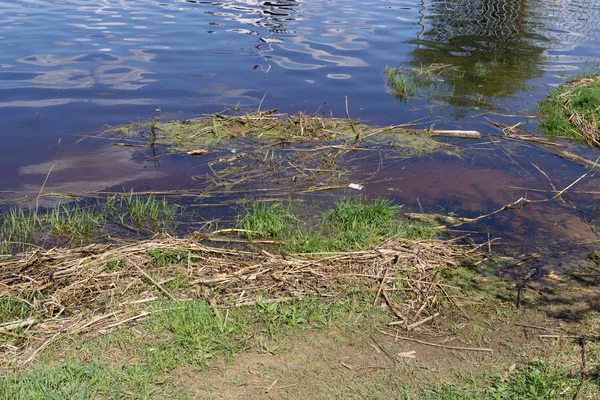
[305,197,438,252]
[0,359,169,400]
[45,203,99,241]
[0,208,37,253]
[538,73,600,146]
[0,296,33,325]
[148,248,189,267]
[0,193,181,255]
[419,360,585,399]
[236,201,295,239]
[384,65,450,100]
[116,192,179,230]
[236,197,439,253]
[144,301,245,370]
[384,66,419,98]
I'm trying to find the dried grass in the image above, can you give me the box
[102,110,450,195]
[0,236,480,366]
[556,76,600,147]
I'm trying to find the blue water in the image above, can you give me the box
[1,0,600,188]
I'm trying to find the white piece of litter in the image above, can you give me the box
[348,183,364,190]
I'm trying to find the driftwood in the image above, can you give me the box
[489,119,600,172]
[429,130,481,139]
[379,329,493,352]
[407,155,599,230]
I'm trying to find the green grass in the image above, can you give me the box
[384,65,460,102]
[384,66,419,98]
[236,201,295,239]
[0,193,181,254]
[416,360,585,399]
[147,248,189,267]
[5,292,595,399]
[1,293,387,399]
[538,74,600,143]
[0,208,37,254]
[144,301,246,370]
[236,197,439,253]
[538,87,579,138]
[0,359,173,400]
[45,203,99,242]
[0,296,33,325]
[118,192,179,230]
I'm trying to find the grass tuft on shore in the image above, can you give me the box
[237,201,295,239]
[236,197,439,253]
[421,360,583,399]
[538,73,600,146]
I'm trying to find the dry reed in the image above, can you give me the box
[0,235,480,365]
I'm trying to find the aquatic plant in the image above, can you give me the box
[0,193,182,254]
[236,197,438,253]
[538,73,600,146]
[384,64,456,102]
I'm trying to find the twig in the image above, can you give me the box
[538,335,600,340]
[373,267,389,306]
[345,95,350,120]
[429,130,480,139]
[36,164,55,212]
[0,318,36,331]
[514,323,557,331]
[573,336,587,400]
[23,331,62,365]
[257,93,266,113]
[371,335,397,364]
[407,313,439,331]
[265,379,278,393]
[99,312,151,332]
[379,330,493,352]
[133,263,176,301]
[531,163,565,204]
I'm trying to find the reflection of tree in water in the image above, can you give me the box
[407,0,548,105]
[185,0,301,73]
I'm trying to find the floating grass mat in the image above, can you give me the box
[0,236,480,366]
[106,110,460,194]
[110,110,446,151]
[538,74,600,147]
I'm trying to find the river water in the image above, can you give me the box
[2,0,600,262]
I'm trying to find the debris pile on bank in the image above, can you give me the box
[0,235,480,364]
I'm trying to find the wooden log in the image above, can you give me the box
[429,130,481,139]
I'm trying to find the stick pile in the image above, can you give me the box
[0,236,479,365]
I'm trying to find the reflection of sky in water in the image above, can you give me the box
[0,0,599,255]
[0,0,598,116]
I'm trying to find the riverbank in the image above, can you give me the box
[1,196,599,398]
[2,238,599,398]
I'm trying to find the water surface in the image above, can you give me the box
[2,0,600,261]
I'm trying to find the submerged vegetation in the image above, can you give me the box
[538,73,600,146]
[383,61,510,107]
[103,110,454,196]
[384,64,456,100]
[0,192,179,254]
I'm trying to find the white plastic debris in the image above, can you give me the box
[348,183,364,190]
